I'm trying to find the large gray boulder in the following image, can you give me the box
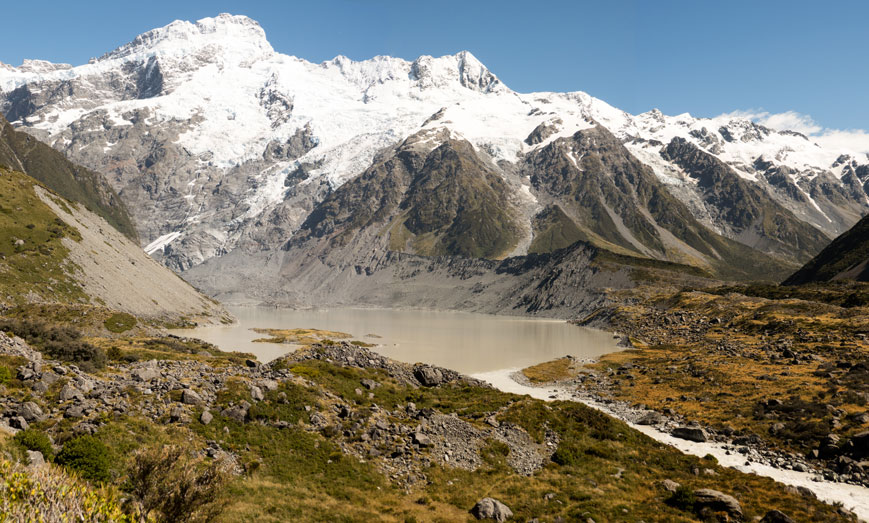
[221,401,251,423]
[26,450,45,467]
[250,385,264,402]
[414,366,444,387]
[470,498,513,521]
[693,489,742,519]
[59,383,82,402]
[181,388,204,405]
[19,402,46,422]
[132,366,159,382]
[672,426,708,442]
[412,431,432,448]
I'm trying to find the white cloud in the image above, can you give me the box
[720,109,869,155]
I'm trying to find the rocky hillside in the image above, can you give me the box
[1,14,865,289]
[0,165,223,322]
[0,114,136,241]
[0,331,853,522]
[785,213,869,284]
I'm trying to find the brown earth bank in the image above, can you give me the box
[0,327,855,522]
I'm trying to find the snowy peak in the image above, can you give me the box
[411,50,503,93]
[16,59,73,73]
[99,13,274,63]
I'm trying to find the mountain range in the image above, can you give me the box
[1,13,868,310]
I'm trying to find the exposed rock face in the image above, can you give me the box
[290,131,524,260]
[187,233,695,318]
[661,137,831,263]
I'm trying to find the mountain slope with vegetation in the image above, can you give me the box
[0,165,224,324]
[0,114,137,241]
[784,213,869,285]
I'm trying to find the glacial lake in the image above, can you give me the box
[171,306,620,374]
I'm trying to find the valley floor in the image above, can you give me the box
[0,321,856,522]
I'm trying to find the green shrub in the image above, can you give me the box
[55,435,111,483]
[14,429,54,460]
[127,446,229,522]
[0,318,106,372]
[103,313,137,334]
[0,366,11,384]
[666,485,696,511]
[107,346,122,361]
[552,443,583,467]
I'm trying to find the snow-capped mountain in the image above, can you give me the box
[1,13,867,278]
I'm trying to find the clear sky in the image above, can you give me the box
[2,0,867,133]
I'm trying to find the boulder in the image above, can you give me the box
[848,431,869,458]
[637,411,664,426]
[200,409,213,425]
[660,479,681,493]
[169,406,190,424]
[470,497,513,521]
[413,431,432,448]
[26,450,45,467]
[59,383,82,402]
[259,379,279,391]
[181,388,204,405]
[414,366,444,387]
[222,402,250,423]
[132,367,159,382]
[250,386,264,402]
[19,402,45,422]
[672,426,708,442]
[693,489,742,519]
[64,405,85,419]
[761,510,795,523]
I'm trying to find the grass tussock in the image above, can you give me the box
[522,357,579,383]
[251,327,352,345]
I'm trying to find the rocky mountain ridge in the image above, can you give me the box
[1,13,867,293]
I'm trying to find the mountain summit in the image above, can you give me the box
[100,13,274,62]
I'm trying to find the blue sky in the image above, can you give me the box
[2,0,867,133]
